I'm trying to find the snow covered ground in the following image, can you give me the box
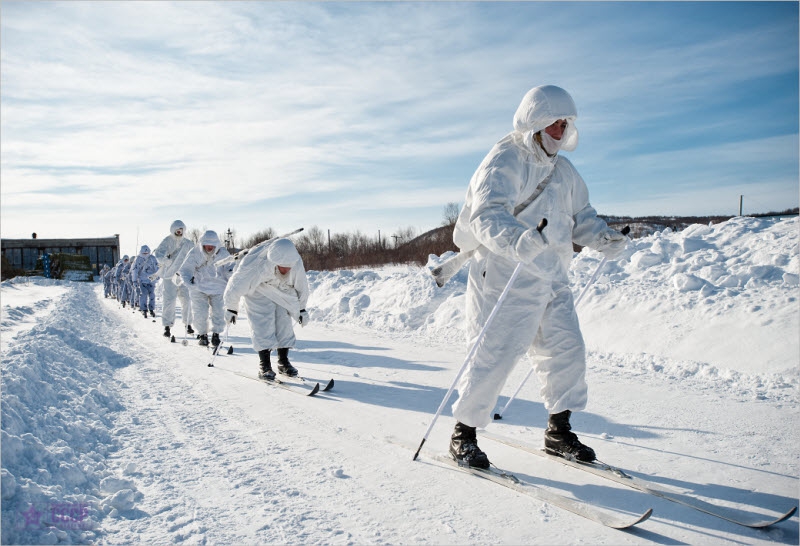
[1,215,798,545]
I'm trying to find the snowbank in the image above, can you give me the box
[1,281,136,544]
[309,216,798,382]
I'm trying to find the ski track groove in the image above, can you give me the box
[96,285,517,545]
[95,285,436,545]
[107,336,352,543]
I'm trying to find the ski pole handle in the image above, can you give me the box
[574,226,630,307]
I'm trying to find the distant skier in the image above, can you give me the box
[448,85,628,468]
[131,245,159,318]
[179,230,232,347]
[153,220,195,339]
[109,260,121,300]
[100,264,112,298]
[223,238,309,381]
[115,255,131,307]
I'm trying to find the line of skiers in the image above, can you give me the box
[100,248,157,318]
[100,220,311,382]
[99,84,630,470]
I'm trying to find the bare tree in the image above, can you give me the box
[241,227,277,249]
[186,227,204,244]
[442,202,460,226]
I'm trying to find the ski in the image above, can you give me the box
[480,431,798,528]
[232,371,320,396]
[290,374,334,392]
[422,451,652,529]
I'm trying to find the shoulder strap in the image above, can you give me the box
[513,157,559,216]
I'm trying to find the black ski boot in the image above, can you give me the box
[122,301,126,308]
[449,422,490,469]
[544,410,596,462]
[276,347,298,377]
[150,310,155,318]
[142,310,148,318]
[186,324,194,335]
[211,333,221,347]
[258,349,276,381]
[198,334,209,346]
[163,326,171,338]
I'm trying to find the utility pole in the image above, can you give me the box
[224,227,234,249]
[739,195,743,216]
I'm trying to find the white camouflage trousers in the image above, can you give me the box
[243,293,296,351]
[190,291,225,336]
[452,247,588,429]
[161,277,192,328]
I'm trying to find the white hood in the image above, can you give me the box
[512,85,579,152]
[170,220,186,236]
[200,230,221,248]
[267,238,301,267]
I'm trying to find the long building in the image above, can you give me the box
[1,235,120,275]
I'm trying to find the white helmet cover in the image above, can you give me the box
[512,85,579,151]
[267,238,301,267]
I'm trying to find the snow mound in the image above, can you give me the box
[1,281,138,544]
[308,216,799,398]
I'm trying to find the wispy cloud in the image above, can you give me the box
[1,1,796,254]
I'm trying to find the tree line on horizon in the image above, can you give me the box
[193,205,800,272]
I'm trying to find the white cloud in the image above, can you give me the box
[1,1,797,254]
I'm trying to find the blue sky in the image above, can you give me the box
[1,1,797,256]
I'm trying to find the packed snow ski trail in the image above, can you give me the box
[2,226,798,546]
[102,285,796,542]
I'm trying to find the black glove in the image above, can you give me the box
[225,309,238,324]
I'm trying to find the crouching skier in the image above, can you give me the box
[179,230,232,348]
[223,238,310,381]
[131,245,159,318]
[449,85,628,468]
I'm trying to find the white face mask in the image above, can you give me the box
[539,131,562,156]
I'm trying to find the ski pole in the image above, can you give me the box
[413,218,547,461]
[492,226,630,420]
[492,366,535,421]
[208,323,231,367]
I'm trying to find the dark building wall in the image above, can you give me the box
[1,236,120,275]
